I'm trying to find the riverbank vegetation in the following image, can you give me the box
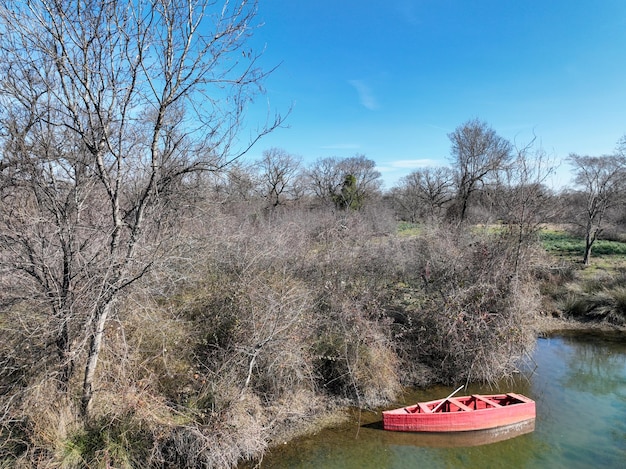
[1,1,626,468]
[538,228,626,326]
[0,206,544,468]
[6,204,624,468]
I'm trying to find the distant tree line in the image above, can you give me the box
[217,118,626,265]
[388,119,626,265]
[208,151,383,211]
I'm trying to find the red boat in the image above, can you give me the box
[382,393,536,432]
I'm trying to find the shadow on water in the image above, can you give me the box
[248,331,626,469]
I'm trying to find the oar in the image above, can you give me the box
[431,385,464,413]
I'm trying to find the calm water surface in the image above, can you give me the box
[256,332,626,468]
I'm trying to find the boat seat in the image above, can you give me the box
[506,393,530,403]
[448,397,473,412]
[417,403,432,413]
[472,395,502,408]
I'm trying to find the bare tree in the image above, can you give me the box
[210,162,260,204]
[566,153,626,265]
[304,156,339,204]
[0,0,281,418]
[495,141,557,273]
[305,155,381,209]
[448,119,512,222]
[256,148,302,207]
[393,167,455,222]
[339,155,383,203]
[617,135,626,156]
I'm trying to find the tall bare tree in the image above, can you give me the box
[305,154,381,209]
[448,119,512,222]
[495,142,557,273]
[0,0,281,417]
[566,153,626,265]
[256,147,302,207]
[393,167,455,222]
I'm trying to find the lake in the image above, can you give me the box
[253,332,626,468]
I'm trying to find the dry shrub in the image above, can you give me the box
[439,281,537,383]
[175,270,316,408]
[114,301,197,403]
[312,289,400,407]
[0,379,153,469]
[158,393,267,469]
[262,388,341,444]
[5,387,265,468]
[182,205,405,408]
[559,287,626,326]
[0,305,86,467]
[234,275,315,399]
[0,312,269,468]
[390,225,538,385]
[354,337,401,406]
[170,205,404,408]
[0,386,78,468]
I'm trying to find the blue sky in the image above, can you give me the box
[243,0,626,189]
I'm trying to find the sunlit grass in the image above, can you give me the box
[542,229,626,278]
[539,229,626,259]
[538,227,626,325]
[558,284,626,325]
[397,221,422,237]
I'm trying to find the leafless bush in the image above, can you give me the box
[156,393,267,469]
[312,289,400,407]
[161,204,403,410]
[390,225,538,385]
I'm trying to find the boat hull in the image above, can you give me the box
[382,393,536,432]
[379,419,536,447]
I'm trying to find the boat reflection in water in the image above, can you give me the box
[372,419,535,448]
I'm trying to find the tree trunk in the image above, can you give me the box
[583,220,595,266]
[80,301,112,418]
[583,240,592,265]
[55,318,74,393]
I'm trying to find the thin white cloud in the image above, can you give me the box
[348,79,379,110]
[427,124,452,133]
[376,165,398,173]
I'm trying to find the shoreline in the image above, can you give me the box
[533,315,626,335]
[251,317,625,466]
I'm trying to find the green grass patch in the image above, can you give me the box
[539,230,626,257]
[61,416,153,469]
[590,241,626,256]
[397,221,422,237]
[540,230,584,255]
